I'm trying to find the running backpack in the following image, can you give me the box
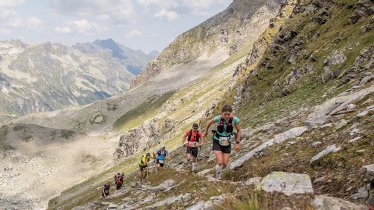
[217,115,234,134]
[187,130,200,142]
[116,176,122,184]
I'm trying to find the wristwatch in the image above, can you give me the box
[235,141,240,144]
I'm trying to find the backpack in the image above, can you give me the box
[217,115,234,134]
[140,154,148,166]
[115,176,122,184]
[187,130,200,142]
[157,150,167,156]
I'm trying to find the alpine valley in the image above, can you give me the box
[0,0,373,209]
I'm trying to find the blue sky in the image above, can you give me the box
[0,0,232,53]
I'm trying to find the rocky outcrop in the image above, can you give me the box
[362,164,374,175]
[131,0,283,88]
[118,118,176,157]
[261,172,314,196]
[310,144,341,165]
[313,195,368,210]
[305,85,374,127]
[230,127,308,169]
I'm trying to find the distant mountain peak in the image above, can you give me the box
[75,39,157,75]
[93,39,126,60]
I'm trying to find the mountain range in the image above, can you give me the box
[1,0,373,209]
[0,39,157,120]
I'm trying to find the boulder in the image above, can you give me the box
[197,169,212,177]
[357,105,374,117]
[305,86,374,127]
[143,180,175,192]
[360,75,374,85]
[245,177,262,188]
[312,141,322,147]
[348,137,362,143]
[324,50,346,66]
[320,123,333,129]
[362,164,374,175]
[310,145,341,165]
[335,119,348,130]
[261,172,314,196]
[230,127,308,169]
[107,203,117,210]
[313,195,367,210]
[351,186,369,200]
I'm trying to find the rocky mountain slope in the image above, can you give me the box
[0,40,136,119]
[74,39,158,75]
[0,0,285,209]
[46,0,374,209]
[131,0,284,88]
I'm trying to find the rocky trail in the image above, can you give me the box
[2,0,373,209]
[68,78,373,210]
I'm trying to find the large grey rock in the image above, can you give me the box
[313,195,367,210]
[363,164,374,175]
[143,180,175,192]
[335,119,348,130]
[107,203,118,209]
[230,127,308,169]
[261,172,314,196]
[357,105,374,117]
[305,85,374,126]
[324,50,346,66]
[351,186,369,200]
[187,200,215,210]
[245,177,262,188]
[142,193,190,209]
[310,145,341,165]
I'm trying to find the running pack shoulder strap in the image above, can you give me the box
[187,129,193,141]
[188,130,200,142]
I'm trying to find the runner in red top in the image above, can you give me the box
[182,123,204,172]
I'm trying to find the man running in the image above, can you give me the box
[182,123,204,172]
[154,145,169,171]
[204,104,241,180]
[114,172,123,190]
[139,153,152,182]
[102,182,110,197]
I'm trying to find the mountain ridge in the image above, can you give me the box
[0,38,156,121]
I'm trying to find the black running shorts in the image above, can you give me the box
[156,159,165,167]
[212,140,231,154]
[139,165,147,171]
[186,147,198,158]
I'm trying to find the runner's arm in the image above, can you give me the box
[204,120,214,137]
[199,132,204,146]
[182,133,188,145]
[235,123,241,142]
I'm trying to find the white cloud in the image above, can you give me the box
[55,26,72,34]
[137,0,231,20]
[73,19,105,34]
[26,17,43,29]
[125,29,144,39]
[4,16,23,27]
[0,9,16,20]
[0,28,11,35]
[0,0,25,8]
[49,0,136,25]
[154,9,178,21]
[55,19,107,35]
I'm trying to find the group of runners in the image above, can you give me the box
[101,104,374,210]
[138,104,241,181]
